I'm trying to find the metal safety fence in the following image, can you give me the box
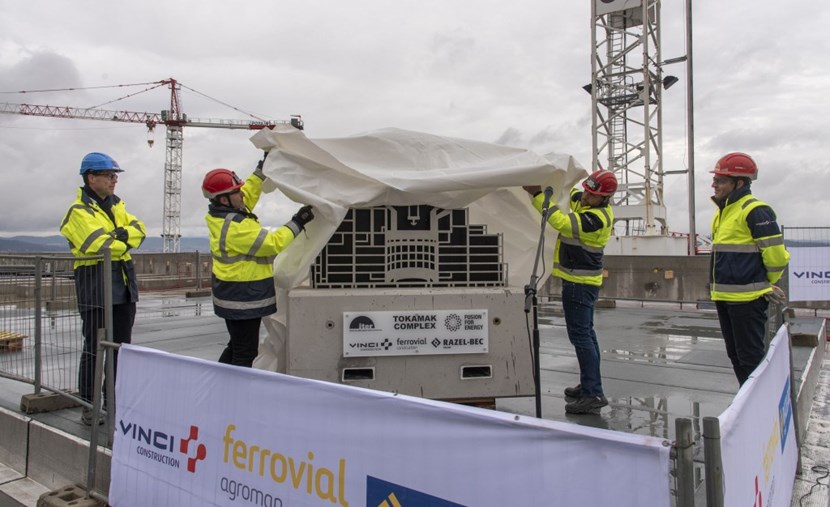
[0,252,118,503]
[783,226,830,246]
[0,253,101,402]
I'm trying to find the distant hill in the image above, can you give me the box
[0,235,210,253]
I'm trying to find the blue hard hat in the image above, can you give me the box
[79,152,123,174]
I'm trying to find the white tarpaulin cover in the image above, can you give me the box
[110,344,672,506]
[247,126,587,371]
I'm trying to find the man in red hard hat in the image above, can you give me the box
[709,152,789,385]
[202,153,314,367]
[523,169,617,414]
[60,152,146,425]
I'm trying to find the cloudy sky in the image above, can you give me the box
[1,0,827,242]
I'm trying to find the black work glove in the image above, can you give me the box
[291,205,315,231]
[112,227,129,243]
[254,150,269,179]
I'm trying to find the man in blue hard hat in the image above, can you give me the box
[59,152,146,425]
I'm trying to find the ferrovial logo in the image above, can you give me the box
[349,316,376,331]
[118,421,207,473]
[222,424,351,506]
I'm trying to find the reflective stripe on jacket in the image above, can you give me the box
[59,188,146,308]
[709,186,789,302]
[532,188,613,286]
[206,173,297,320]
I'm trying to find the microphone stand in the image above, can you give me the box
[525,204,550,419]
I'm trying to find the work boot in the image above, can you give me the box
[81,408,104,426]
[565,395,608,415]
[563,384,582,398]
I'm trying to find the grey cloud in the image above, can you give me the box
[0,51,82,101]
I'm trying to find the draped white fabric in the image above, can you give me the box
[248,126,586,371]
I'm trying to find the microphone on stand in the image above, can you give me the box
[541,186,554,214]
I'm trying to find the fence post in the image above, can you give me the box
[195,251,201,289]
[674,417,695,507]
[784,309,803,475]
[50,260,57,303]
[86,330,106,495]
[702,416,724,507]
[104,249,113,354]
[104,341,118,447]
[33,256,43,394]
[86,249,113,496]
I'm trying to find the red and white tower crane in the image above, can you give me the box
[0,78,301,252]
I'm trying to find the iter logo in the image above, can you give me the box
[180,425,207,473]
[349,315,377,331]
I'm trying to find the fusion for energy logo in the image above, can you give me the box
[118,421,207,473]
[444,313,462,332]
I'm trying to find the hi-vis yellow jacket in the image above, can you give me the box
[710,186,789,302]
[532,188,613,286]
[59,188,146,308]
[206,173,298,320]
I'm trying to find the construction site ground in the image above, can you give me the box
[0,292,828,506]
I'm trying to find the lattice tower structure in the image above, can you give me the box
[588,0,669,236]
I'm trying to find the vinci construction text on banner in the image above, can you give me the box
[788,246,830,302]
[110,344,671,507]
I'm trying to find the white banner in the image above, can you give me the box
[788,246,830,302]
[718,325,798,506]
[111,345,671,507]
[343,309,488,357]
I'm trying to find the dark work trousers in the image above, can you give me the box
[561,280,604,397]
[78,302,136,403]
[219,317,263,367]
[715,297,769,385]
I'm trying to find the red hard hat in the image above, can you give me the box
[711,152,757,181]
[582,169,618,196]
[202,169,243,199]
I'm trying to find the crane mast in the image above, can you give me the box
[0,78,301,252]
[586,0,688,255]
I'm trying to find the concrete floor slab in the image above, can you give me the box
[0,292,827,506]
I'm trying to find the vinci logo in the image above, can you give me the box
[792,271,830,279]
[180,425,208,472]
[366,476,466,507]
[118,421,207,473]
[349,316,376,331]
